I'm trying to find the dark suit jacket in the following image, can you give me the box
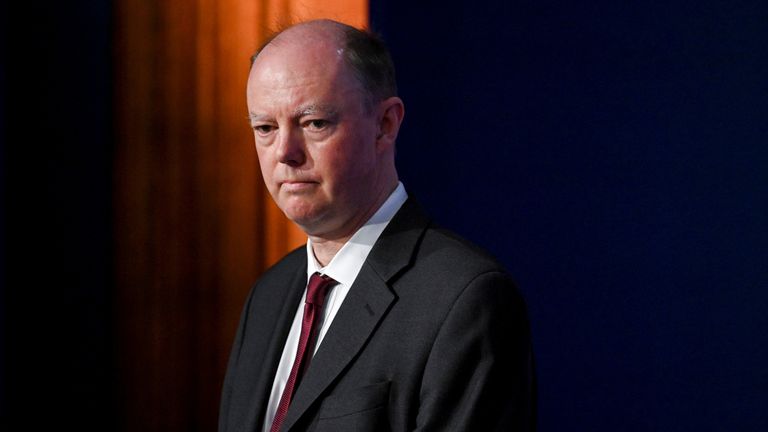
[219,199,535,431]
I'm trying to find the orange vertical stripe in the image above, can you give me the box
[290,0,369,29]
[114,0,368,429]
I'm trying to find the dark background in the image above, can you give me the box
[2,1,115,428]
[372,0,768,430]
[2,0,767,430]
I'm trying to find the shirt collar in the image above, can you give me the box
[306,182,408,286]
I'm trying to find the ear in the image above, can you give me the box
[375,96,405,152]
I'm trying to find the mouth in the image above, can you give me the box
[280,180,318,193]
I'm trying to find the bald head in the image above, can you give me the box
[252,20,398,109]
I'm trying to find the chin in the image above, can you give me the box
[291,213,341,239]
[278,196,339,233]
[282,206,325,231]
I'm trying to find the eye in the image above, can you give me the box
[253,124,276,135]
[305,119,329,131]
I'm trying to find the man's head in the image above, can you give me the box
[251,20,398,111]
[247,20,405,240]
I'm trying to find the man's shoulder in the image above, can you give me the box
[379,197,511,281]
[387,223,523,322]
[417,225,508,275]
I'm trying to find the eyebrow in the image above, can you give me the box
[247,113,270,123]
[247,104,339,124]
[293,104,338,118]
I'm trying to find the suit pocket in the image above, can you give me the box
[318,381,391,420]
[315,381,392,431]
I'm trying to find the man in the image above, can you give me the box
[219,19,535,432]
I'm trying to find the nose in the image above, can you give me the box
[275,127,306,167]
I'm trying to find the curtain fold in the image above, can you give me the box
[113,1,367,429]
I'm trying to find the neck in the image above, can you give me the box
[309,236,347,268]
[309,179,398,267]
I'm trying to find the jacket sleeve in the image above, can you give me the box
[414,271,536,431]
[218,286,257,432]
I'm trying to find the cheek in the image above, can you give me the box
[329,132,376,167]
[331,155,376,197]
[322,146,364,181]
[255,148,276,183]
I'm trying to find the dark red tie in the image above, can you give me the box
[270,272,336,432]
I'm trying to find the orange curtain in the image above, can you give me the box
[114,1,367,430]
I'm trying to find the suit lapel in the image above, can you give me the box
[247,258,308,431]
[280,198,431,431]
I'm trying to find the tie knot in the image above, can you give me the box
[306,272,336,305]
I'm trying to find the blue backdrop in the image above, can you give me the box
[2,1,766,430]
[372,1,767,430]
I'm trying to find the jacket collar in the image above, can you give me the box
[279,197,431,431]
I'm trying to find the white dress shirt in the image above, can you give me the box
[262,182,408,431]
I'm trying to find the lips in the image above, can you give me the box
[280,180,318,192]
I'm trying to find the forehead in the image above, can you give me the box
[247,31,364,109]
